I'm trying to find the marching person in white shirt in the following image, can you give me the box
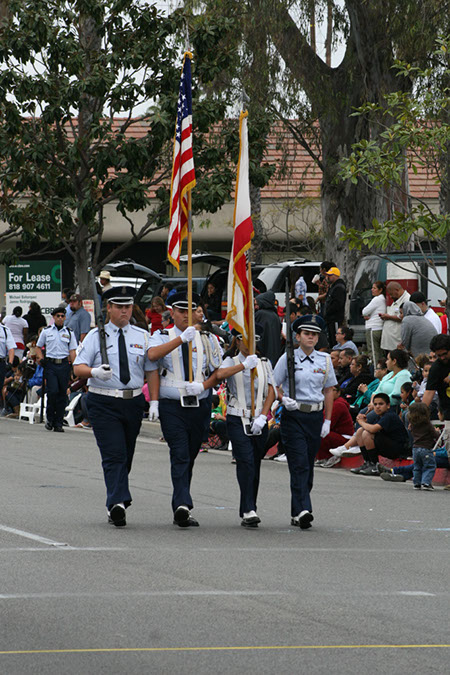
[216,327,276,528]
[147,290,222,528]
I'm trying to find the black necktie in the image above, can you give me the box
[118,328,130,385]
[181,342,190,381]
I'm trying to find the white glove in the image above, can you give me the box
[180,326,197,343]
[242,354,259,370]
[250,414,267,435]
[282,396,298,411]
[91,364,113,381]
[149,401,159,422]
[321,419,331,438]
[185,381,204,396]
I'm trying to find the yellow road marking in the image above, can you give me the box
[1,644,449,655]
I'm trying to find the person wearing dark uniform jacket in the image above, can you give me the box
[147,290,222,528]
[216,327,276,528]
[0,324,16,406]
[36,307,77,432]
[73,286,152,527]
[273,315,337,530]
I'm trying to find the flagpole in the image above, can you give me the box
[248,257,256,417]
[187,190,193,382]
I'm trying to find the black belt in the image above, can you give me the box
[47,357,69,364]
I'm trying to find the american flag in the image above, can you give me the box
[167,52,196,271]
[226,111,255,349]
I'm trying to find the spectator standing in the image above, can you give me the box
[160,282,174,303]
[362,281,386,364]
[98,270,113,294]
[314,261,334,315]
[380,282,410,352]
[399,301,438,357]
[409,291,442,334]
[146,296,166,334]
[59,288,74,318]
[332,326,359,354]
[294,272,308,306]
[2,306,28,358]
[65,293,92,342]
[0,324,16,408]
[23,302,47,336]
[254,291,282,367]
[407,402,439,489]
[323,267,346,346]
[36,307,78,432]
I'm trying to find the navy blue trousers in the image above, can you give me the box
[227,415,268,517]
[87,392,145,510]
[159,398,210,512]
[280,409,323,515]
[45,361,71,426]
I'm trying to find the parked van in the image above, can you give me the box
[349,252,447,343]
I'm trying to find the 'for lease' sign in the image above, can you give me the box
[6,261,62,318]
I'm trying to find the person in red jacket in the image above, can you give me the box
[315,385,355,467]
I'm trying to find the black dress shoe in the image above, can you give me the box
[174,515,199,528]
[299,511,314,530]
[109,504,126,527]
[45,422,53,431]
[173,505,190,525]
[53,426,64,433]
[241,515,261,528]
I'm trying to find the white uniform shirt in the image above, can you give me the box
[0,324,16,358]
[381,290,410,351]
[147,327,222,401]
[74,322,152,390]
[37,324,78,358]
[273,348,337,404]
[222,353,276,412]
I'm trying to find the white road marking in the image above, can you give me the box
[0,524,68,547]
[397,591,435,597]
[0,590,285,600]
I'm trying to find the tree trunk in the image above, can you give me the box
[249,182,263,263]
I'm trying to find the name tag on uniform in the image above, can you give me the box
[61,334,70,342]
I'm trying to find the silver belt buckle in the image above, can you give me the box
[123,390,133,400]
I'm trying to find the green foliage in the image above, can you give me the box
[0,0,242,274]
[339,36,450,253]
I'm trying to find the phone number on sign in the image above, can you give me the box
[8,283,52,291]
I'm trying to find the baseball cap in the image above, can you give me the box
[325,267,341,277]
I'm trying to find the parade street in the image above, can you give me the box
[0,418,449,675]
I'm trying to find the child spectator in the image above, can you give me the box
[408,402,440,490]
[399,382,414,410]
[351,392,410,475]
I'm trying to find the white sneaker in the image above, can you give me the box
[329,445,347,457]
[341,445,361,456]
[321,456,340,468]
[274,454,287,462]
